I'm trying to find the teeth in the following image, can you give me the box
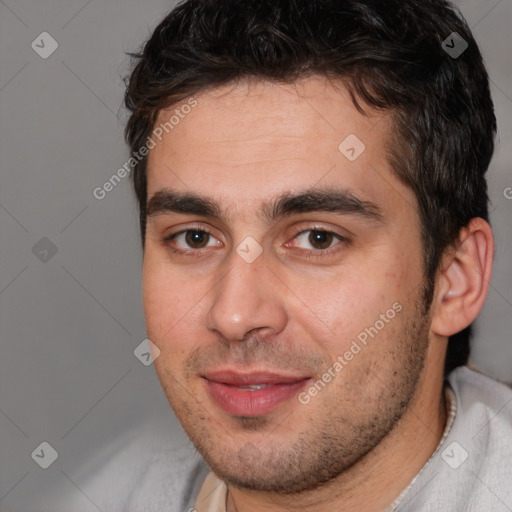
[236,384,270,391]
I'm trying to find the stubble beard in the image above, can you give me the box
[160,292,432,495]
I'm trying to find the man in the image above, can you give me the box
[123,0,512,510]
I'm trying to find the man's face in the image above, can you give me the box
[143,78,431,493]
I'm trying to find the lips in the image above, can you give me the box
[202,369,311,417]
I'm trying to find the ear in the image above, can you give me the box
[430,218,494,337]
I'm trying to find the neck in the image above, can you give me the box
[227,362,447,512]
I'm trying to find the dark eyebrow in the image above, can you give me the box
[146,187,384,224]
[263,188,384,223]
[146,190,222,219]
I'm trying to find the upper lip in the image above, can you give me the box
[202,369,311,386]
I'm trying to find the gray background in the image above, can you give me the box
[0,0,510,510]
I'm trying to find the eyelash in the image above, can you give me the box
[162,226,348,257]
[162,225,216,256]
[286,227,347,257]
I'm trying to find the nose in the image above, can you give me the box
[204,249,288,342]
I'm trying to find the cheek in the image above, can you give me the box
[287,258,416,355]
[142,257,174,335]
[142,253,205,353]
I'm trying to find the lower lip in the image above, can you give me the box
[204,379,310,417]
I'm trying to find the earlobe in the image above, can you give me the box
[431,218,494,337]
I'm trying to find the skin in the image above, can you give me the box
[142,77,494,512]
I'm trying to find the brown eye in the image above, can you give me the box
[184,230,210,248]
[290,228,345,254]
[308,230,334,249]
[163,228,222,254]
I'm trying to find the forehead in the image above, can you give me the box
[146,77,414,220]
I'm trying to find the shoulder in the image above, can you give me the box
[122,442,209,511]
[449,366,512,498]
[39,416,208,512]
[448,365,512,431]
[399,366,512,511]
